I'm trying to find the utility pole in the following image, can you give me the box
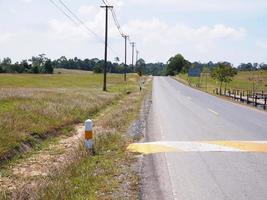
[130,42,135,71]
[136,50,139,64]
[123,35,128,81]
[101,5,113,91]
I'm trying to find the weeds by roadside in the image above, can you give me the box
[0,73,137,162]
[0,74,151,199]
[36,79,151,200]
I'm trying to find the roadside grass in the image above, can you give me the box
[0,72,138,161]
[177,70,267,93]
[35,80,151,200]
[54,68,93,74]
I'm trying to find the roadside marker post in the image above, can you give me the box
[84,119,93,151]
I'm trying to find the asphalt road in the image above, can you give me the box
[141,77,267,200]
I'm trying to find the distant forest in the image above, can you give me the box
[188,61,267,72]
[163,54,267,76]
[1,54,266,76]
[0,54,165,76]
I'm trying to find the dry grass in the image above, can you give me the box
[33,78,151,200]
[0,72,139,161]
[177,70,267,93]
[0,77,151,199]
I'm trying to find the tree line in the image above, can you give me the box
[0,55,165,76]
[164,54,267,76]
[0,54,53,74]
[164,53,267,94]
[1,53,265,78]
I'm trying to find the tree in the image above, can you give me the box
[136,58,146,76]
[259,63,267,70]
[0,57,12,72]
[237,63,255,71]
[211,62,237,94]
[114,57,120,63]
[93,60,104,73]
[2,57,12,65]
[43,60,54,74]
[165,54,188,76]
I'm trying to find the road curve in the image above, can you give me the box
[141,77,267,200]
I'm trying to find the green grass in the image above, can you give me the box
[177,70,267,93]
[37,83,149,200]
[0,72,130,90]
[0,71,139,160]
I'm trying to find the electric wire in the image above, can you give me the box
[49,0,121,58]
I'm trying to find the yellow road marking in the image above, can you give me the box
[208,108,219,115]
[127,143,177,155]
[127,141,267,155]
[206,141,267,152]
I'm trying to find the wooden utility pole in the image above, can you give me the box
[123,35,128,81]
[130,42,135,71]
[136,50,139,64]
[101,5,113,91]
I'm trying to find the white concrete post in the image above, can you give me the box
[84,119,93,150]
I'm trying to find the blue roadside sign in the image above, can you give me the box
[188,67,201,77]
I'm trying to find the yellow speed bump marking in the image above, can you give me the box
[127,141,267,155]
[127,143,177,155]
[206,141,267,153]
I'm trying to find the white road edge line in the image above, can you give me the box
[208,108,219,115]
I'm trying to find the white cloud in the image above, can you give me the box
[124,18,245,46]
[256,41,267,49]
[78,5,98,17]
[126,0,267,12]
[9,8,17,14]
[0,1,264,65]
[20,0,33,3]
[48,4,124,43]
[104,0,124,9]
[47,5,106,42]
[47,19,89,41]
[121,18,246,62]
[1,13,246,63]
[0,32,14,44]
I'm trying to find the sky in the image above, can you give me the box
[0,0,267,66]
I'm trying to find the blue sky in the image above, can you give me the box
[0,0,267,66]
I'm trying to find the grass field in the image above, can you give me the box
[37,83,150,199]
[177,70,267,93]
[0,70,139,160]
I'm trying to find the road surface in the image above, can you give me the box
[140,77,267,200]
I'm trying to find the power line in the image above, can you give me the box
[101,0,108,5]
[57,0,105,43]
[111,9,124,37]
[49,0,121,58]
[49,0,80,27]
[57,0,120,57]
[101,0,126,38]
[100,0,140,62]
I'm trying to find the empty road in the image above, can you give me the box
[138,77,267,200]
